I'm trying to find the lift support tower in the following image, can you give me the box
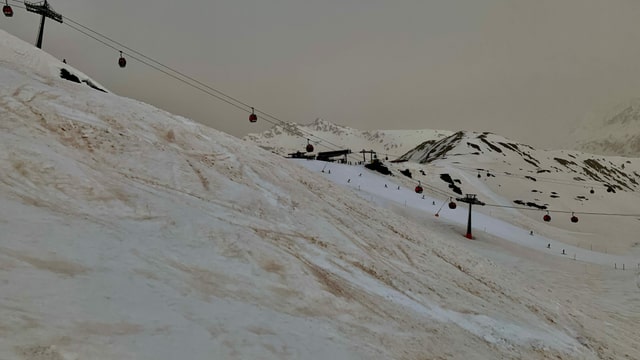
[25,0,63,49]
[456,194,486,239]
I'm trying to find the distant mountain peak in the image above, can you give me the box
[398,130,537,164]
[306,117,349,134]
[569,98,640,157]
[245,120,452,157]
[604,102,640,126]
[399,129,640,193]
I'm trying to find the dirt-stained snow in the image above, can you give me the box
[1,29,639,360]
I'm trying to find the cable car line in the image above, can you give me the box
[11,4,638,219]
[7,1,347,154]
[7,2,464,206]
[7,2,448,165]
[7,4,412,161]
[62,13,256,112]
[61,22,250,115]
[59,15,356,156]
[59,15,344,155]
[482,203,640,217]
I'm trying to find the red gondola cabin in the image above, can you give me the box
[3,5,13,17]
[118,52,127,68]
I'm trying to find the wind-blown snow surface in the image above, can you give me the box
[1,31,639,359]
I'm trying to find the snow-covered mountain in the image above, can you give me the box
[569,98,640,157]
[401,130,640,192]
[393,130,640,249]
[243,117,452,158]
[1,29,639,360]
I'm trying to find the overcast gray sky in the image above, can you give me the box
[3,0,640,150]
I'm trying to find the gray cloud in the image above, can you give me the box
[3,0,640,149]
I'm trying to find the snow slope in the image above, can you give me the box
[0,29,107,93]
[1,30,639,359]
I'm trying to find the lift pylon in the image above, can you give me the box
[455,194,485,239]
[24,0,63,49]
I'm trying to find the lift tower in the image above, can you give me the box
[25,1,63,49]
[456,194,485,239]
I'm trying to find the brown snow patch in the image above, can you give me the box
[165,259,242,302]
[305,261,351,299]
[260,259,285,276]
[12,160,29,177]
[165,129,176,142]
[186,159,210,191]
[352,261,393,288]
[0,247,88,277]
[247,325,277,336]
[74,320,143,336]
[268,284,299,299]
[15,345,64,360]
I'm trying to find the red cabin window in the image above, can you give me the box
[3,5,13,17]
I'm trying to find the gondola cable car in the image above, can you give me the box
[305,138,314,153]
[543,211,551,222]
[118,51,126,68]
[3,0,13,17]
[249,107,257,123]
[570,212,579,223]
[414,181,423,194]
[448,198,457,209]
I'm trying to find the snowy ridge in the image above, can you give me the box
[1,30,639,360]
[569,98,640,157]
[401,130,640,191]
[0,29,107,93]
[244,117,452,157]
